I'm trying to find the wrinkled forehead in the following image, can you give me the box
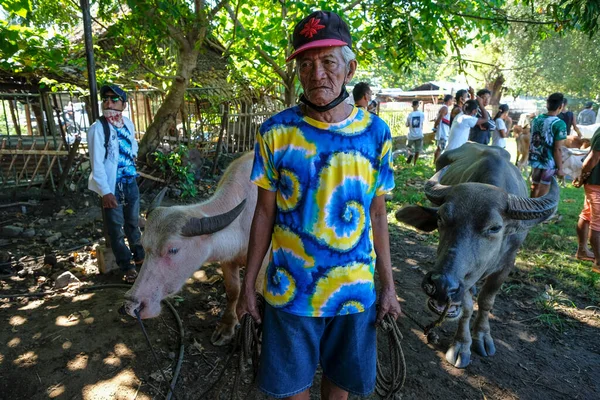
[296,46,344,62]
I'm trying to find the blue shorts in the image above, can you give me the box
[257,303,377,398]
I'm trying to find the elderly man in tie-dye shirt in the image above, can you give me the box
[236,10,400,400]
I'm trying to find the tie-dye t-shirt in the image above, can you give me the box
[251,106,395,317]
[115,125,137,182]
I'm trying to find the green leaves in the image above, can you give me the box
[153,145,199,198]
[1,0,32,18]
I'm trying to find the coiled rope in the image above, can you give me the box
[376,314,406,399]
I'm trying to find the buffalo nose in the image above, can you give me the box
[422,272,463,303]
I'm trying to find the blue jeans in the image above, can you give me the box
[258,303,377,398]
[104,180,144,271]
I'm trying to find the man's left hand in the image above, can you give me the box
[376,287,401,324]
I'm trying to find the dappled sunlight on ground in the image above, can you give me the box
[71,293,95,302]
[82,368,144,400]
[18,299,45,311]
[67,353,89,371]
[13,350,38,367]
[46,382,65,398]
[9,315,27,327]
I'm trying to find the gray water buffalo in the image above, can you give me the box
[396,143,559,368]
[123,152,264,346]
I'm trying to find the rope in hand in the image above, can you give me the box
[231,295,263,400]
[200,295,408,400]
[375,314,406,399]
[197,294,264,400]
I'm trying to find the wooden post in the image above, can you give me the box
[8,99,22,136]
[24,102,33,135]
[58,137,81,193]
[41,142,63,191]
[52,94,70,151]
[26,142,50,189]
[212,106,229,175]
[17,140,37,184]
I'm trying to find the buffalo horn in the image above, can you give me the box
[424,167,452,205]
[146,186,169,218]
[506,178,559,220]
[181,199,247,237]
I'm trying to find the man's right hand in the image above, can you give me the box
[102,193,118,209]
[236,287,262,324]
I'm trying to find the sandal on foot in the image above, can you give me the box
[592,266,600,274]
[576,254,595,262]
[123,269,138,284]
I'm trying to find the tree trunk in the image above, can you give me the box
[138,49,199,162]
[31,102,45,136]
[284,84,296,107]
[486,73,505,109]
[283,74,296,107]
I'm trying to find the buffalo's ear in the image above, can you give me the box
[395,205,438,232]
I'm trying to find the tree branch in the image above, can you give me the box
[132,36,181,81]
[167,23,191,52]
[440,21,464,73]
[70,0,110,31]
[343,0,363,12]
[448,10,565,25]
[209,0,229,19]
[225,5,288,81]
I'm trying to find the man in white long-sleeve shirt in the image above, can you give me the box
[88,84,143,283]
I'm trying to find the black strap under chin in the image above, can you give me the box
[299,86,350,113]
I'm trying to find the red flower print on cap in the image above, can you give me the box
[299,17,325,38]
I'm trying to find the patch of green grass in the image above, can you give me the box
[392,154,436,207]
[520,184,600,303]
[534,285,577,333]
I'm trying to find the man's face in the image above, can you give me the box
[479,93,491,107]
[102,91,125,112]
[461,93,468,104]
[297,47,356,107]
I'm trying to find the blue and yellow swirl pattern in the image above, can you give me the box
[251,106,394,317]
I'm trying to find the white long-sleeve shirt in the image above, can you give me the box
[87,116,138,196]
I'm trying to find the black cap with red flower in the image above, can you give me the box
[287,11,352,62]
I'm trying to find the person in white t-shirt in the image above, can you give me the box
[445,99,489,152]
[491,104,510,148]
[433,94,453,163]
[405,100,425,165]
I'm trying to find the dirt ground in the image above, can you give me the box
[1,190,599,400]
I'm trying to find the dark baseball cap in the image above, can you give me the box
[100,84,127,103]
[585,101,594,108]
[286,11,352,62]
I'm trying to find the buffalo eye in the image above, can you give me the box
[168,247,179,255]
[488,225,502,234]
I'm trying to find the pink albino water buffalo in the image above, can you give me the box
[123,152,264,345]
